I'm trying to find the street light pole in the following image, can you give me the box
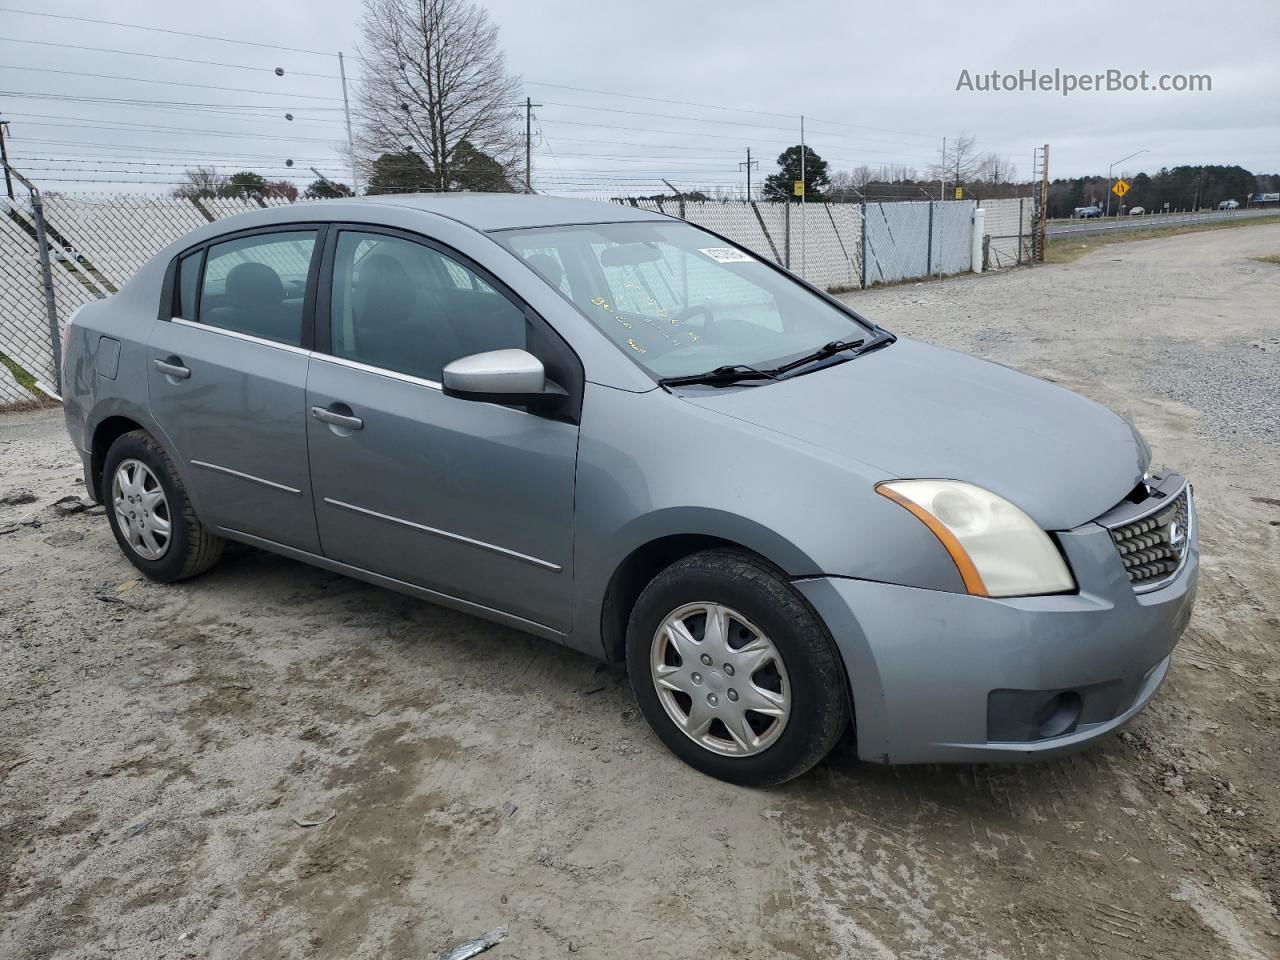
[337,52,358,195]
[1106,148,1148,217]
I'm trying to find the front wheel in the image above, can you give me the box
[627,549,850,786]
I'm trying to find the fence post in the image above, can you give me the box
[5,163,62,394]
[859,200,868,288]
[926,200,934,276]
[1017,197,1024,265]
[784,202,791,270]
[30,194,60,394]
[971,206,985,274]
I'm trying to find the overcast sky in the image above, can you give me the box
[1,0,1276,196]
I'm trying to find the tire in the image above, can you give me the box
[102,429,223,582]
[626,549,850,787]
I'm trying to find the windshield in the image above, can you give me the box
[493,220,878,379]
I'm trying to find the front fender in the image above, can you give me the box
[568,382,967,655]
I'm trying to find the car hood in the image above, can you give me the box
[679,337,1148,530]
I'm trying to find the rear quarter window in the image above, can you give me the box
[176,251,202,320]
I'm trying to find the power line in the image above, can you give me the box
[10,138,346,163]
[534,114,938,161]
[0,37,341,79]
[6,117,346,144]
[0,6,335,57]
[526,79,939,142]
[7,110,339,133]
[0,64,340,101]
[0,89,345,113]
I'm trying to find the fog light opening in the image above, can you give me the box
[1035,691,1083,739]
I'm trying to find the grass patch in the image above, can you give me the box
[1251,254,1280,266]
[1046,213,1280,264]
[0,350,39,394]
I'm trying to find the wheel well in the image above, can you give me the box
[90,416,144,500]
[600,534,768,662]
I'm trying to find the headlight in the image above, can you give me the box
[876,480,1075,597]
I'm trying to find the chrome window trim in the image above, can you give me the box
[190,459,303,495]
[309,352,444,391]
[323,497,562,572]
[170,317,310,356]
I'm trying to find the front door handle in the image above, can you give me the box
[311,405,364,431]
[153,357,191,379]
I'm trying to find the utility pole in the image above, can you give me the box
[799,114,806,276]
[940,136,946,201]
[738,147,758,201]
[337,53,358,195]
[1039,143,1049,260]
[0,116,13,200]
[523,97,543,194]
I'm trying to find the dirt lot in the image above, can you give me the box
[2,224,1279,960]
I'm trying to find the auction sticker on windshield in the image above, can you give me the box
[699,247,754,263]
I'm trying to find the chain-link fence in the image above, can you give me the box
[621,197,1032,292]
[0,192,296,406]
[980,197,1034,269]
[0,190,1038,409]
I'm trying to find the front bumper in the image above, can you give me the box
[795,498,1198,765]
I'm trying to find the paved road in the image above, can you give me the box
[1048,206,1280,237]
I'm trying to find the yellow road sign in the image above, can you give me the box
[793,180,804,197]
[1112,179,1131,198]
[954,186,964,200]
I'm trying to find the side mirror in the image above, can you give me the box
[442,349,568,409]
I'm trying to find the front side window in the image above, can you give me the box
[329,231,526,382]
[495,221,874,379]
[198,230,316,346]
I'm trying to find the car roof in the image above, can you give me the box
[351,193,670,232]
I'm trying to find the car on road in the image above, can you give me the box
[1128,206,1145,215]
[1073,206,1102,218]
[1218,199,1240,210]
[60,195,1199,786]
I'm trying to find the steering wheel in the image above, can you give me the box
[670,303,715,333]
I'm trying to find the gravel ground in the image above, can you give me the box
[2,224,1279,959]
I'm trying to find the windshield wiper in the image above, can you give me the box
[771,337,866,376]
[658,364,778,388]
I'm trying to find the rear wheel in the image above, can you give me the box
[627,549,850,786]
[103,430,223,581]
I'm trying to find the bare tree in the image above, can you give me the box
[875,163,918,183]
[172,166,228,199]
[356,0,522,191]
[974,152,1017,184]
[931,134,979,185]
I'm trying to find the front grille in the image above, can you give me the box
[1107,486,1191,590]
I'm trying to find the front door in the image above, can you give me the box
[305,227,579,634]
[147,227,322,552]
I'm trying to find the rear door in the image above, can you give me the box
[305,225,581,633]
[147,226,324,552]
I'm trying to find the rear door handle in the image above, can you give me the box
[153,357,191,379]
[311,405,364,431]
